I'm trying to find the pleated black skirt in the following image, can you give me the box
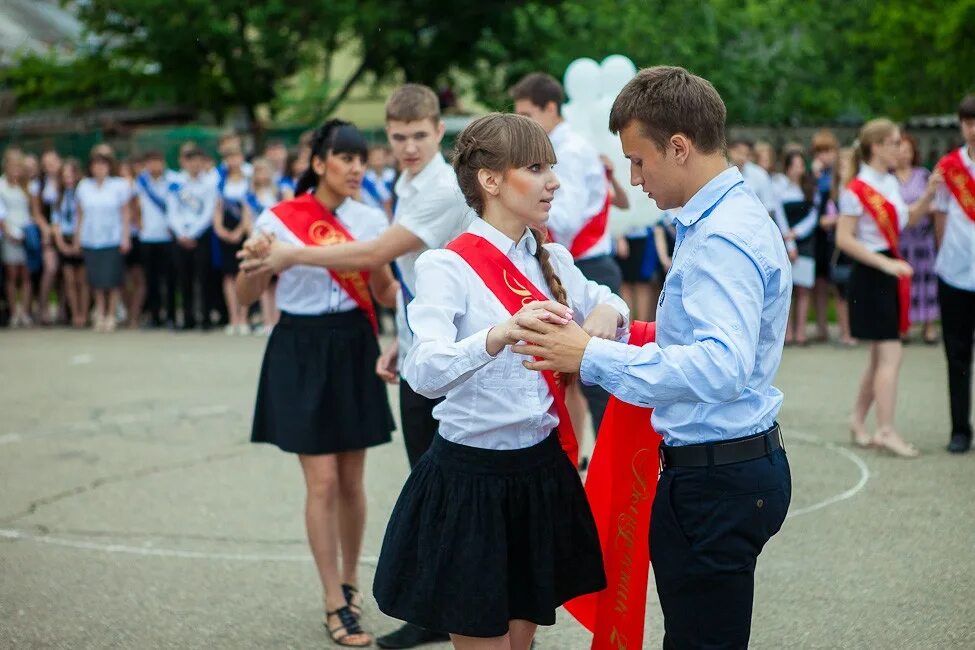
[373,432,606,638]
[250,310,394,454]
[849,250,900,341]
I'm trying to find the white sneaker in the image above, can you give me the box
[224,324,236,336]
[236,324,252,336]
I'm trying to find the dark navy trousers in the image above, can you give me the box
[651,446,791,649]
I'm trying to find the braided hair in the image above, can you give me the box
[294,119,369,196]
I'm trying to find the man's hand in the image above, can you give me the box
[485,300,573,356]
[375,341,399,384]
[239,239,299,275]
[511,317,592,374]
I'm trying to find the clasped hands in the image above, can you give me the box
[236,233,296,275]
[487,300,623,374]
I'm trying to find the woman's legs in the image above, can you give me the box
[106,288,120,331]
[77,271,90,327]
[871,340,917,456]
[849,343,878,445]
[451,620,537,650]
[836,295,853,344]
[335,450,367,587]
[39,246,59,324]
[4,264,18,323]
[62,266,81,327]
[813,277,831,340]
[222,275,247,329]
[125,265,146,328]
[92,289,106,329]
[795,286,811,344]
[507,620,538,650]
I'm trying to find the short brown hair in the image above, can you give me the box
[385,84,440,124]
[609,66,726,154]
[811,129,839,155]
[509,73,564,113]
[959,95,975,120]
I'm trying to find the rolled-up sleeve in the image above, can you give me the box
[402,251,497,398]
[580,234,764,407]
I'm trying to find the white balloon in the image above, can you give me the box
[600,54,637,99]
[563,58,601,104]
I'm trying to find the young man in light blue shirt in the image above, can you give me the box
[512,66,793,649]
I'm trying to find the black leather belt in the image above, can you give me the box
[659,424,784,469]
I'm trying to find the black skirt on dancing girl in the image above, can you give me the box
[372,431,606,638]
[250,310,394,454]
[848,250,900,342]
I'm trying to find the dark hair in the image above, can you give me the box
[782,150,813,201]
[57,157,83,206]
[294,119,368,196]
[142,150,164,162]
[609,66,726,154]
[451,113,575,384]
[89,152,115,174]
[728,136,753,149]
[386,84,441,124]
[509,73,564,114]
[900,132,921,167]
[958,95,975,120]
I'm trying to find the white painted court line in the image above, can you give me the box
[0,431,867,563]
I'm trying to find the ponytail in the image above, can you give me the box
[529,227,576,385]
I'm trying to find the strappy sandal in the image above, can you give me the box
[325,605,372,647]
[342,583,364,618]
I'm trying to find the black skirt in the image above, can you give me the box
[373,432,606,638]
[250,310,394,454]
[124,235,142,267]
[848,250,900,341]
[82,247,123,289]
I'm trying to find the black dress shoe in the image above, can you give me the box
[947,434,972,454]
[376,622,449,649]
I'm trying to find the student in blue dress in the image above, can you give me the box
[51,158,88,328]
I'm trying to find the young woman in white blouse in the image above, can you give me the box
[837,118,941,457]
[51,159,88,328]
[373,113,627,650]
[236,120,398,648]
[74,153,132,332]
[1,147,35,327]
[775,150,819,345]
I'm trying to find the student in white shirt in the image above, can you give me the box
[29,149,63,324]
[360,145,394,218]
[1,147,35,327]
[135,151,177,328]
[236,120,399,649]
[932,95,975,453]
[239,86,472,648]
[374,113,625,650]
[167,142,218,330]
[74,153,132,332]
[729,137,780,215]
[242,157,281,333]
[213,143,251,335]
[51,159,88,328]
[837,118,941,457]
[774,150,819,345]
[510,72,622,448]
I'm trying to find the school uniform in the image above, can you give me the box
[839,165,910,341]
[374,217,628,638]
[391,153,475,467]
[774,180,818,288]
[77,177,130,289]
[136,170,178,324]
[547,121,621,433]
[250,197,394,454]
[0,176,31,266]
[216,174,250,276]
[933,146,975,445]
[580,166,792,648]
[360,168,392,212]
[741,161,778,215]
[167,171,218,329]
[51,189,83,267]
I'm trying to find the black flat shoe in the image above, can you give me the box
[376,622,449,649]
[947,434,972,454]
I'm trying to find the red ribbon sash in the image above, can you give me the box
[271,195,378,334]
[569,189,612,259]
[445,232,578,465]
[565,321,660,650]
[846,178,911,334]
[937,149,975,224]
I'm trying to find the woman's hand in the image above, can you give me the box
[582,303,623,340]
[240,233,275,260]
[239,238,298,275]
[375,341,399,384]
[486,300,574,356]
[882,258,913,278]
[120,235,131,255]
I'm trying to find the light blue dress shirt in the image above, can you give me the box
[580,166,793,446]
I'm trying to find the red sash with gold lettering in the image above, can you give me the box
[565,321,660,650]
[445,232,578,465]
[847,178,911,334]
[569,188,612,259]
[937,149,975,224]
[271,194,378,334]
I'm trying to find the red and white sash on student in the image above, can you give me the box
[445,232,579,465]
[271,194,378,334]
[937,149,975,224]
[846,178,911,334]
[568,188,613,259]
[565,321,660,650]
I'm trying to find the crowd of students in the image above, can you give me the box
[0,133,397,334]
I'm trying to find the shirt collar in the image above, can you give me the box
[960,146,974,169]
[673,166,744,227]
[858,163,889,186]
[548,121,571,147]
[396,153,447,197]
[469,217,538,256]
